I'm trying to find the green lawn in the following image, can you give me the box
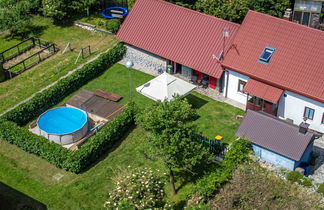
[0,64,244,209]
[63,64,244,141]
[0,15,118,113]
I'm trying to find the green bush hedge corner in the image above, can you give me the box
[317,183,324,194]
[106,19,121,34]
[287,171,304,183]
[0,43,132,173]
[192,138,251,198]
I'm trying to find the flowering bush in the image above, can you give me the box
[104,167,166,209]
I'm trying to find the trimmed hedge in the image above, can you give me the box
[3,42,126,126]
[0,42,135,173]
[192,139,251,198]
[0,104,135,173]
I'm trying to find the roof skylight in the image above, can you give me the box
[258,46,275,64]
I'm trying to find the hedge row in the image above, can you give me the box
[0,106,134,173]
[3,42,126,126]
[192,139,251,198]
[0,42,134,173]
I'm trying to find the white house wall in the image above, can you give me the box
[223,70,249,105]
[277,91,324,133]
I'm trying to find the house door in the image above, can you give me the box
[175,63,182,74]
[181,66,192,79]
[247,95,262,112]
[247,95,277,115]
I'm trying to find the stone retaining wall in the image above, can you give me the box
[119,45,167,76]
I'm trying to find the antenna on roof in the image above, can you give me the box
[223,28,230,38]
[212,28,230,61]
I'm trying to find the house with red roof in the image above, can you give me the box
[117,0,324,133]
[117,0,239,90]
[222,10,324,133]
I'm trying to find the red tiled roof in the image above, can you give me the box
[117,0,239,78]
[223,10,324,103]
[244,79,283,104]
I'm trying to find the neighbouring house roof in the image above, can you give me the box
[136,72,196,101]
[244,79,283,104]
[117,0,239,78]
[223,10,324,103]
[236,110,315,161]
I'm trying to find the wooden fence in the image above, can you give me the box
[197,135,225,156]
[0,37,57,80]
[5,43,57,79]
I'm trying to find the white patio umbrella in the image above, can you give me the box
[136,72,196,102]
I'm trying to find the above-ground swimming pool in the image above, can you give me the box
[37,107,88,145]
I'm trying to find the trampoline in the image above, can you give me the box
[101,6,128,19]
[37,107,88,145]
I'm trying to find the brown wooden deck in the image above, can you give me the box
[66,90,125,120]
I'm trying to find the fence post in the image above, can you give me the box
[81,48,84,59]
[38,52,41,62]
[17,45,20,54]
[0,61,4,82]
[88,45,91,55]
[38,38,41,47]
[23,61,26,71]
[32,37,35,47]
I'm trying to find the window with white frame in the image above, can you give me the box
[237,80,246,93]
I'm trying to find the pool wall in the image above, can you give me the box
[38,107,89,145]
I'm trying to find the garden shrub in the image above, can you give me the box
[3,42,126,126]
[104,167,166,209]
[105,19,121,33]
[192,138,251,198]
[287,171,313,187]
[317,183,324,194]
[300,177,313,187]
[128,0,136,10]
[287,171,303,183]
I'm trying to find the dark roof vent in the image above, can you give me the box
[299,122,309,134]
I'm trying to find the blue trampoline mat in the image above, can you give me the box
[38,107,87,135]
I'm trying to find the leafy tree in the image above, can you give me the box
[195,0,249,23]
[136,98,213,195]
[0,0,32,35]
[28,0,42,13]
[247,0,290,17]
[128,0,136,10]
[71,0,98,16]
[41,0,70,21]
